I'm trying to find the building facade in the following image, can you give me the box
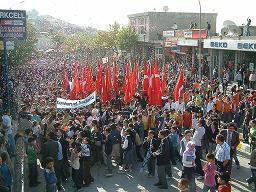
[128,11,217,59]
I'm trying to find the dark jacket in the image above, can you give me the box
[220,129,240,148]
[205,125,219,143]
[156,138,170,166]
[143,138,158,157]
[41,139,59,168]
[105,134,113,155]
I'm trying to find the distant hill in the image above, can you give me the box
[27,9,97,35]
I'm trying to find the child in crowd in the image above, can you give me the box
[80,137,93,186]
[182,141,196,191]
[0,153,12,191]
[218,172,232,192]
[169,126,181,163]
[142,130,157,177]
[104,127,113,177]
[178,178,189,192]
[27,137,40,187]
[180,130,192,158]
[70,142,82,191]
[121,129,134,172]
[202,153,217,192]
[44,157,57,192]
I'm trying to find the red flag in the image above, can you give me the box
[154,61,162,106]
[113,62,118,95]
[105,64,112,100]
[69,63,79,100]
[86,65,95,93]
[161,64,167,92]
[96,64,103,95]
[142,61,149,96]
[62,62,69,97]
[174,69,184,101]
[124,65,131,104]
[122,64,128,94]
[148,64,155,105]
[101,75,107,104]
[134,63,139,94]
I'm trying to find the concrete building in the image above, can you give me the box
[128,11,217,59]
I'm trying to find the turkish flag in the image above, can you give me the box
[174,69,184,101]
[101,75,107,104]
[154,61,162,106]
[148,64,155,105]
[69,63,79,100]
[105,64,112,100]
[62,61,69,97]
[122,64,129,94]
[161,64,167,92]
[124,65,131,104]
[86,65,95,93]
[113,61,118,96]
[96,63,103,96]
[142,61,149,96]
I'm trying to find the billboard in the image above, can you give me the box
[0,10,27,40]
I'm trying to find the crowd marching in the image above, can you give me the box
[0,54,255,192]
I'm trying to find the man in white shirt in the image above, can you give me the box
[174,97,185,113]
[192,119,205,179]
[163,98,176,111]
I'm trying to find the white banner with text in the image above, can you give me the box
[56,91,96,109]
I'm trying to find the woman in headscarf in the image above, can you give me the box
[182,141,196,192]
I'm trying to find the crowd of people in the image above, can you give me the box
[0,54,255,192]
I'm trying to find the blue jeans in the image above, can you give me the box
[202,184,215,192]
[7,133,16,156]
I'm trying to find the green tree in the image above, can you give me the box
[117,26,138,52]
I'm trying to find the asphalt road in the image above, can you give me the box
[26,149,252,192]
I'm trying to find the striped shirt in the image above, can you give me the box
[215,142,230,162]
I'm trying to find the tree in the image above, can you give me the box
[10,22,38,65]
[117,26,138,52]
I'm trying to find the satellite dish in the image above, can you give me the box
[163,6,169,12]
[221,20,240,37]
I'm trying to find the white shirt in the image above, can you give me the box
[174,101,185,112]
[192,126,205,146]
[122,136,129,149]
[206,101,215,113]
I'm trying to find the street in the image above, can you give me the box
[28,150,251,192]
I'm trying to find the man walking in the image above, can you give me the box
[153,130,170,189]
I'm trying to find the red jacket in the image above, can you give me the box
[183,112,192,127]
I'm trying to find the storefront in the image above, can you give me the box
[203,39,256,80]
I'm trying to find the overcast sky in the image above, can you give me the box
[1,0,255,32]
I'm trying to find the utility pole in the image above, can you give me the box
[198,0,202,79]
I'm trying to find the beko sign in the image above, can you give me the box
[204,39,256,52]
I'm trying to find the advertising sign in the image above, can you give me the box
[163,30,175,37]
[204,39,256,52]
[184,29,207,39]
[0,10,27,40]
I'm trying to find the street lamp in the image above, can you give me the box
[198,0,202,79]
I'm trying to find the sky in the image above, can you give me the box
[1,0,255,32]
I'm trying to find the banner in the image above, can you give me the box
[56,91,96,109]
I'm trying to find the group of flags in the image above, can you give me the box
[62,60,184,105]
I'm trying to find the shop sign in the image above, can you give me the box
[184,29,207,39]
[177,39,198,47]
[163,30,175,37]
[204,39,256,52]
